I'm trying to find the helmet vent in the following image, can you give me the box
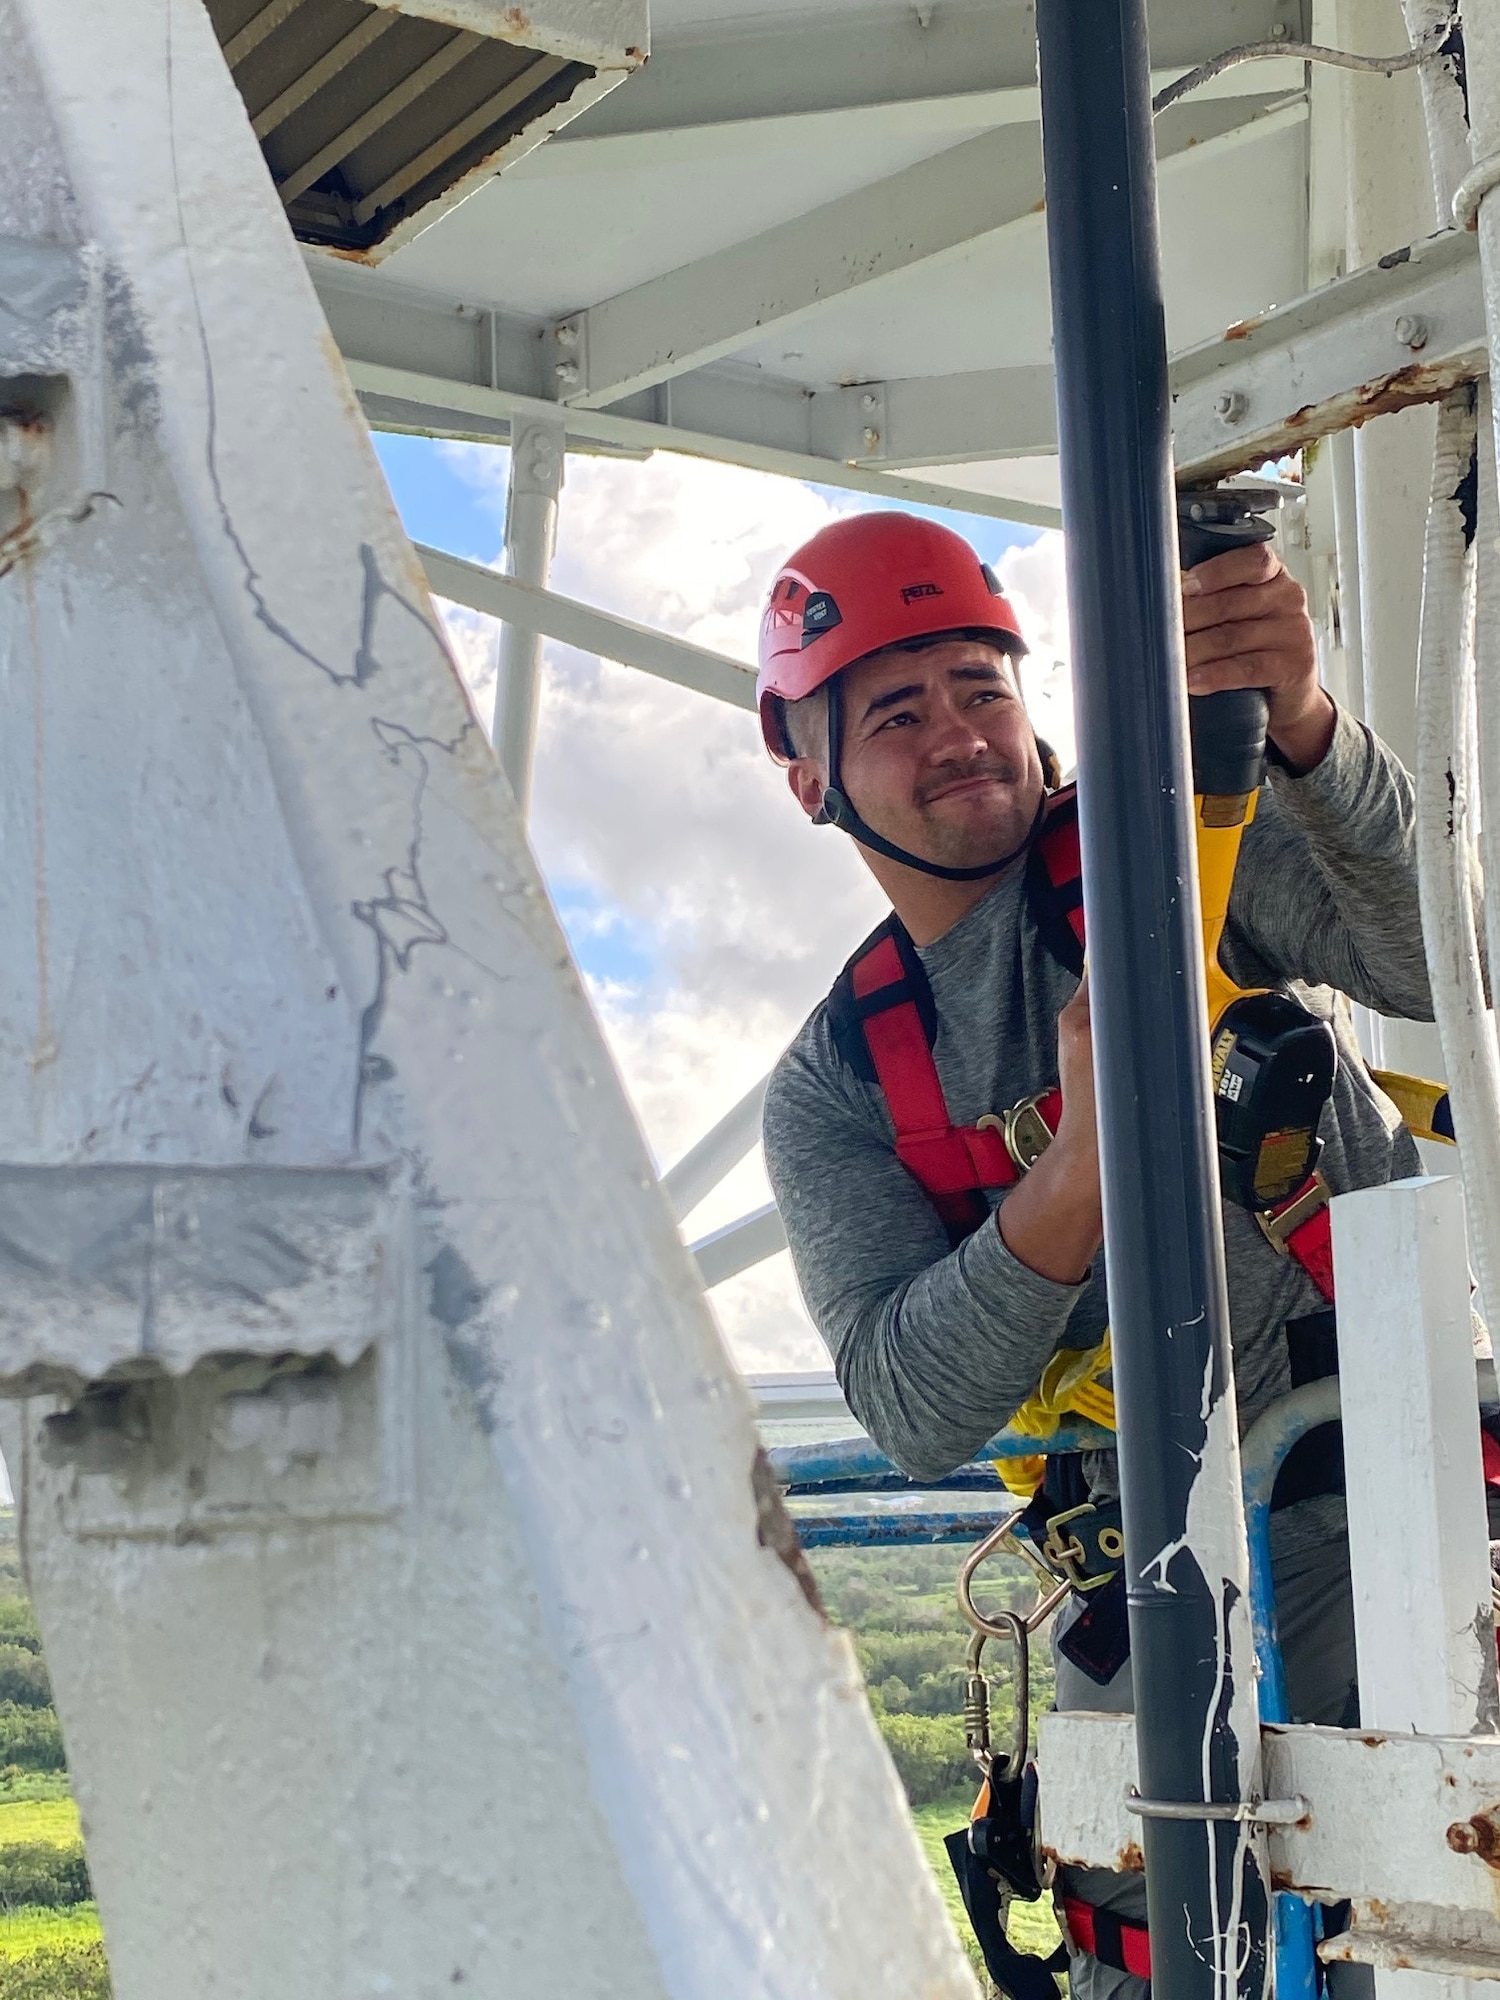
[800,591,843,646]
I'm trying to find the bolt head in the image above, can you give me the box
[0,413,51,494]
[1448,1821,1482,1853]
[1394,313,1429,351]
[554,321,579,351]
[862,426,881,451]
[1213,391,1247,423]
[554,361,580,388]
[861,392,878,411]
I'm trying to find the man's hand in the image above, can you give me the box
[997,979,1103,1285]
[1181,542,1335,774]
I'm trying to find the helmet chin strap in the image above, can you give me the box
[814,673,1048,884]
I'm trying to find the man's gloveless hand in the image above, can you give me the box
[997,977,1103,1285]
[1181,542,1335,774]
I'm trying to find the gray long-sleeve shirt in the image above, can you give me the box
[763,706,1428,1494]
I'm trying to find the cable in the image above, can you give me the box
[1152,20,1455,118]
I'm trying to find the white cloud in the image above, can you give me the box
[433,443,1072,1375]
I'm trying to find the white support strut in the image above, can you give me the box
[0,8,977,2000]
[661,1073,772,1222]
[419,542,758,709]
[1333,1175,1499,1999]
[492,411,564,816]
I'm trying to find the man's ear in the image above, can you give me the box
[787,759,826,823]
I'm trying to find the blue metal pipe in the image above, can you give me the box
[769,1420,1115,1495]
[1238,1378,1342,2000]
[791,1506,1016,1549]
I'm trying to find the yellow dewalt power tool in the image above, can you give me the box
[1180,486,1337,1213]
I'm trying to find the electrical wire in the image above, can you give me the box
[1152,20,1455,118]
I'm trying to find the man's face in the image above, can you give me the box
[790,637,1044,873]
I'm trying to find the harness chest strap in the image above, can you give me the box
[850,921,1338,1305]
[1061,1897,1152,1981]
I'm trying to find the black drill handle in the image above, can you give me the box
[1179,488,1277,796]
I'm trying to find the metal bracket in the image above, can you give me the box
[545,312,589,403]
[1126,1787,1310,1827]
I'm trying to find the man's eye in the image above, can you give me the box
[875,711,917,731]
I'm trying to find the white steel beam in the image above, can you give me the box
[0,8,969,2000]
[361,363,1064,526]
[1333,1177,1497,1738]
[690,1203,788,1290]
[491,413,564,814]
[1171,225,1486,482]
[558,0,1301,144]
[1040,1709,1500,1981]
[418,543,758,708]
[553,95,1299,410]
[661,1074,771,1222]
[1334,1176,1498,2000]
[321,217,1486,499]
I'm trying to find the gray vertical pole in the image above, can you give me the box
[1033,5,1269,1998]
[493,413,565,815]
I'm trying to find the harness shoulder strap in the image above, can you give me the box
[828,917,1014,1245]
[1027,783,1086,978]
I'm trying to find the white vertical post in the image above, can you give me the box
[1335,0,1447,1084]
[1332,1177,1498,2000]
[493,412,564,814]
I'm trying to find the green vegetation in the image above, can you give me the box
[808,1543,1065,1991]
[0,1514,107,1998]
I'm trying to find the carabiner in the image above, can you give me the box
[961,1610,1030,1780]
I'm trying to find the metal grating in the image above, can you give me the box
[207,0,592,254]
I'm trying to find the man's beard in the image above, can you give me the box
[909,752,1036,869]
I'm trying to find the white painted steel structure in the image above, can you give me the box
[0,4,973,1996]
[9,0,1500,1994]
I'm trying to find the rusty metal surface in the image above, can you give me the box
[1039,1712,1500,1979]
[1172,227,1488,481]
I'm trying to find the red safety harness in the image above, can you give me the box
[832,783,1336,1301]
[1061,1897,1152,1980]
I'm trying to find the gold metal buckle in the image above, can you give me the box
[977,1092,1055,1174]
[1039,1503,1114,1592]
[1256,1169,1331,1255]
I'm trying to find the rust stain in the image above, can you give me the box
[500,5,532,33]
[1118,1841,1145,1873]
[318,242,378,268]
[1223,316,1263,342]
[1185,352,1483,483]
[1449,1807,1500,1870]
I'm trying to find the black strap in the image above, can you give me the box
[1025,785,1086,979]
[825,914,937,1085]
[945,1831,1068,2000]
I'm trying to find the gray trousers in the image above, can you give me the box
[1053,1533,1361,2000]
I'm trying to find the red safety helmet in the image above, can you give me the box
[757,511,1028,762]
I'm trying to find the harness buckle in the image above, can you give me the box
[978,1093,1055,1173]
[1256,1169,1331,1255]
[1037,1502,1122,1593]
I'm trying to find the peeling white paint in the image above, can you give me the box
[0,6,976,1997]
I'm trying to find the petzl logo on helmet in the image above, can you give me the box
[901,581,943,603]
[800,590,843,646]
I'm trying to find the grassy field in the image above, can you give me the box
[0,1803,81,1853]
[911,1790,1065,1979]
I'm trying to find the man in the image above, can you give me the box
[758,509,1431,2000]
